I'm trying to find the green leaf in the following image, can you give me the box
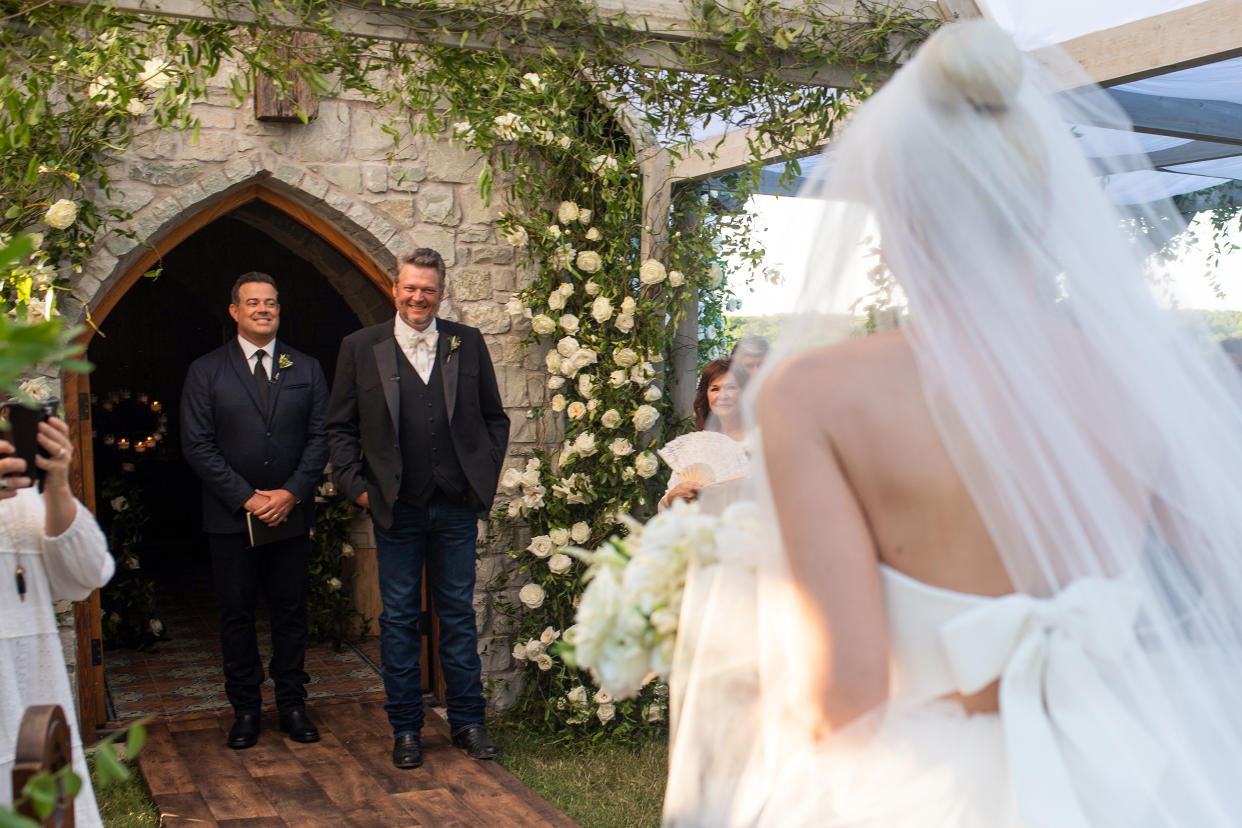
[126,721,148,756]
[0,808,40,828]
[94,743,131,785]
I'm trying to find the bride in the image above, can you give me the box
[665,20,1242,828]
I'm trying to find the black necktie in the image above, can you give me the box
[254,350,271,410]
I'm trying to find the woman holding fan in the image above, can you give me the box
[659,358,748,509]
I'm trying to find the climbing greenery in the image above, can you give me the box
[0,0,938,737]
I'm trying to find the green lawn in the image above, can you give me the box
[89,751,158,828]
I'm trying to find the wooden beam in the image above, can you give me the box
[1058,0,1242,85]
[1101,89,1242,146]
[1093,139,1242,175]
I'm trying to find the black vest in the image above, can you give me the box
[395,342,470,506]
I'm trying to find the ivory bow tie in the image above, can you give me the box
[410,331,437,350]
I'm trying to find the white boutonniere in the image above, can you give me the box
[447,335,461,363]
[275,353,293,379]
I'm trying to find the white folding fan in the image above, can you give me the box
[657,431,750,486]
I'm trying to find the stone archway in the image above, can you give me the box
[65,175,399,732]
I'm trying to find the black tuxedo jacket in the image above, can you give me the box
[180,339,330,535]
[326,317,510,529]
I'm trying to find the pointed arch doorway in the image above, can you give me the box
[63,182,424,735]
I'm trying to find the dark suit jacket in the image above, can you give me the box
[326,317,510,530]
[181,339,330,535]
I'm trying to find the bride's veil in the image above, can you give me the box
[664,20,1242,827]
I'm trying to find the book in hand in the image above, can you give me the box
[245,511,305,548]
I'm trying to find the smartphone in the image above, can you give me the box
[0,399,59,489]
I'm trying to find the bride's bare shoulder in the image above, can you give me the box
[760,329,911,407]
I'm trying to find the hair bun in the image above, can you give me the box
[919,20,1023,111]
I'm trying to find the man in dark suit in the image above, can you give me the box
[326,248,510,770]
[181,271,329,750]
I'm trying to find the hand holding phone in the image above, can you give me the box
[0,400,58,492]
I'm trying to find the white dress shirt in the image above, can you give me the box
[395,316,438,383]
[238,336,275,377]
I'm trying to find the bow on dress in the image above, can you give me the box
[938,578,1166,828]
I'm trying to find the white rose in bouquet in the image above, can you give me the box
[532,314,557,335]
[520,583,546,609]
[523,487,546,510]
[548,553,573,574]
[528,533,555,559]
[620,296,636,315]
[590,296,613,323]
[559,314,580,334]
[601,409,622,429]
[639,259,667,285]
[635,451,659,478]
[567,401,586,420]
[42,199,78,229]
[551,394,567,412]
[632,404,660,431]
[557,200,580,224]
[549,527,571,547]
[585,227,601,241]
[557,336,580,358]
[576,250,602,274]
[614,313,635,333]
[571,521,591,544]
[584,280,601,296]
[614,348,639,368]
[609,437,634,457]
[574,432,597,456]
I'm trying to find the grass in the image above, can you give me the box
[493,724,669,828]
[89,751,159,828]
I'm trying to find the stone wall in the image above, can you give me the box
[63,85,555,710]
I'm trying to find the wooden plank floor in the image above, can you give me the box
[138,700,578,827]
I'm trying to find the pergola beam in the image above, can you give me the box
[1104,89,1242,147]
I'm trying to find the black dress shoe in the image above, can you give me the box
[392,732,422,769]
[451,725,498,760]
[278,708,321,743]
[227,712,260,750]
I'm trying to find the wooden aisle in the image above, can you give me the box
[137,700,579,826]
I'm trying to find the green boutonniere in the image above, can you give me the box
[274,353,293,379]
[447,335,461,362]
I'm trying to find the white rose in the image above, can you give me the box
[589,155,618,175]
[644,386,662,402]
[341,542,355,558]
[532,314,557,335]
[620,296,636,315]
[601,409,622,429]
[328,577,343,591]
[512,642,528,661]
[557,201,580,224]
[614,348,639,368]
[579,209,593,225]
[548,553,573,574]
[126,98,148,117]
[567,685,588,705]
[140,58,172,90]
[574,432,597,456]
[500,467,523,492]
[570,521,591,544]
[549,527,570,547]
[583,280,601,296]
[639,259,667,285]
[507,501,522,518]
[547,224,562,239]
[548,375,566,390]
[563,348,598,377]
[585,227,601,241]
[452,121,475,140]
[541,626,561,645]
[42,199,78,230]
[149,618,164,637]
[556,134,572,149]
[525,639,545,659]
[545,350,563,374]
[519,582,546,608]
[526,457,542,473]
[577,373,594,399]
[633,404,660,431]
[709,263,725,287]
[596,702,616,724]
[523,487,545,510]
[587,398,600,412]
[593,688,613,704]
[519,468,542,489]
[503,225,529,246]
[558,282,575,296]
[609,370,627,388]
[557,336,580,358]
[668,270,685,287]
[551,394,567,412]
[110,495,129,512]
[609,437,634,457]
[613,313,635,333]
[559,314,580,334]
[576,250,602,274]
[536,654,554,671]
[548,290,566,311]
[506,297,527,317]
[528,535,554,558]
[522,71,545,90]
[635,451,659,478]
[567,401,586,420]
[590,296,613,323]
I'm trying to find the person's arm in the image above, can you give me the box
[180,358,257,513]
[758,359,889,734]
[325,337,368,507]
[474,328,511,470]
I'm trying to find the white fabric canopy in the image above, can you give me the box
[979,0,1210,50]
[1123,57,1242,105]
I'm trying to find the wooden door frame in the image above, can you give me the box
[66,181,397,734]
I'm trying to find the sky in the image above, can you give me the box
[728,194,1242,317]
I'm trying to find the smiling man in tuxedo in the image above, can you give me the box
[326,248,510,770]
[181,272,329,750]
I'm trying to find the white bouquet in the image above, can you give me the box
[567,500,756,699]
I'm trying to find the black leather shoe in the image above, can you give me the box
[392,733,422,769]
[227,712,260,750]
[278,708,320,743]
[451,725,498,760]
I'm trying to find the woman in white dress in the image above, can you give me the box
[1,416,114,826]
[665,20,1242,827]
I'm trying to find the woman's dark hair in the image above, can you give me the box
[693,358,732,431]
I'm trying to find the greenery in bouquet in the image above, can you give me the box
[307,481,369,648]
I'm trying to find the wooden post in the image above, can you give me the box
[12,705,76,827]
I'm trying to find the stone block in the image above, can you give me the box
[484,673,521,711]
[363,165,388,193]
[272,163,305,188]
[324,190,354,216]
[151,197,182,224]
[193,105,237,129]
[104,233,138,257]
[496,365,531,406]
[174,181,208,211]
[389,165,426,192]
[182,132,236,162]
[323,165,362,193]
[485,267,516,293]
[458,223,493,244]
[367,214,398,246]
[300,174,330,201]
[456,183,495,225]
[223,157,260,182]
[199,170,231,198]
[73,273,103,305]
[130,129,179,160]
[108,183,155,216]
[419,136,485,184]
[416,185,460,227]
[461,302,509,336]
[284,100,350,162]
[351,108,419,161]
[129,161,201,187]
[411,226,456,265]
[345,201,376,233]
[133,213,164,242]
[451,269,492,301]
[469,245,514,266]
[375,197,414,226]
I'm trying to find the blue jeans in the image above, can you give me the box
[374,494,485,737]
